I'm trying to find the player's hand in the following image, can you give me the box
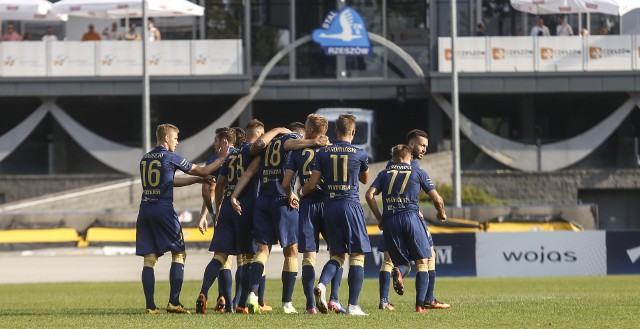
[314,135,330,147]
[217,139,230,158]
[437,212,447,221]
[198,216,208,235]
[231,197,242,215]
[377,218,383,230]
[288,193,300,209]
[204,175,215,184]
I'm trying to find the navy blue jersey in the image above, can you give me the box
[286,146,324,201]
[258,133,301,196]
[371,162,435,217]
[205,146,235,178]
[312,140,368,202]
[139,146,193,205]
[219,142,259,200]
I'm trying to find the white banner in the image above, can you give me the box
[438,37,487,73]
[49,41,96,76]
[489,37,535,72]
[148,40,191,76]
[192,40,243,75]
[1,42,47,77]
[586,35,633,71]
[537,37,583,72]
[96,41,142,76]
[476,231,606,277]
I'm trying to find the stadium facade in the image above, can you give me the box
[0,0,639,229]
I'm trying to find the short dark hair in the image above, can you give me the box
[233,127,246,146]
[288,122,305,135]
[336,114,356,136]
[391,144,412,163]
[406,129,428,143]
[216,129,235,146]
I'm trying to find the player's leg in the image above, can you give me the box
[328,267,346,313]
[425,231,450,309]
[344,202,371,316]
[166,251,190,314]
[196,252,229,313]
[141,254,159,313]
[315,253,345,314]
[281,244,298,313]
[246,242,270,314]
[216,257,234,312]
[414,258,430,313]
[258,268,271,311]
[301,251,317,313]
[233,255,244,309]
[378,251,395,310]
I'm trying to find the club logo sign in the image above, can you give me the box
[312,6,371,56]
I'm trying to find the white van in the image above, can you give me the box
[315,108,377,161]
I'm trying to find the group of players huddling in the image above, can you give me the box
[135,113,450,316]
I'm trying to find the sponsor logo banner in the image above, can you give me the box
[606,231,640,274]
[312,6,371,56]
[488,37,534,72]
[476,231,606,277]
[537,36,582,71]
[364,233,475,278]
[438,37,486,73]
[586,35,633,71]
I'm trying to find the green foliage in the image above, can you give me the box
[205,0,243,39]
[0,277,637,328]
[420,183,505,206]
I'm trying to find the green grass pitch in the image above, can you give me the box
[0,276,638,328]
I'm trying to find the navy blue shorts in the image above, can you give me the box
[253,194,298,248]
[136,203,185,256]
[210,197,257,255]
[298,199,324,253]
[322,200,371,255]
[378,217,433,253]
[382,211,432,265]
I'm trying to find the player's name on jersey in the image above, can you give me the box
[143,189,161,195]
[326,146,357,153]
[143,153,164,159]
[388,164,412,170]
[262,169,282,175]
[385,197,410,203]
[328,184,351,191]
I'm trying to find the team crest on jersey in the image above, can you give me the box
[312,6,371,56]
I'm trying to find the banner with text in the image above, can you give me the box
[438,37,487,73]
[1,42,46,77]
[192,40,243,75]
[585,35,633,71]
[364,233,476,278]
[489,37,535,72]
[148,41,191,76]
[49,41,96,77]
[537,36,583,72]
[476,231,606,277]
[96,41,142,76]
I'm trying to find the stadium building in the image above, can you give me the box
[0,0,639,229]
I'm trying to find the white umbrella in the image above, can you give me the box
[510,0,639,15]
[0,0,67,21]
[51,0,204,18]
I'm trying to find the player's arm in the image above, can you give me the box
[358,169,369,185]
[188,140,230,177]
[365,186,383,229]
[173,175,213,187]
[281,168,299,209]
[230,156,262,215]
[249,127,290,155]
[300,170,321,197]
[427,189,447,221]
[214,173,228,223]
[283,135,329,151]
[199,180,216,234]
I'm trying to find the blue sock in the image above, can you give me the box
[141,266,156,310]
[330,266,343,301]
[347,265,364,306]
[219,269,233,311]
[416,271,429,306]
[233,264,244,307]
[169,262,184,306]
[199,258,222,298]
[281,272,297,303]
[426,270,436,302]
[379,271,391,300]
[318,259,340,286]
[397,264,409,277]
[247,262,264,294]
[259,275,266,304]
[237,264,251,307]
[301,265,315,309]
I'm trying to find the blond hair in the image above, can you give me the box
[156,123,179,143]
